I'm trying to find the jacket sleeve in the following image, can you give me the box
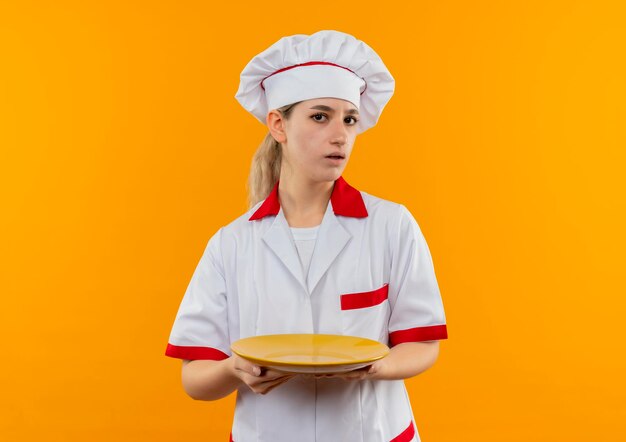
[164,228,231,360]
[387,205,448,346]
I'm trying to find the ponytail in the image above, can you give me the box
[247,132,282,208]
[247,102,299,208]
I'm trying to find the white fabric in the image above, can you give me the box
[235,30,395,134]
[166,191,446,442]
[290,225,319,285]
[263,64,365,115]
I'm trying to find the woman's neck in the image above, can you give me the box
[278,175,334,228]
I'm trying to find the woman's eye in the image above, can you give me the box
[311,113,359,125]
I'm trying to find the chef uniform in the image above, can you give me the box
[165,30,448,442]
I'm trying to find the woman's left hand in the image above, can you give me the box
[312,341,440,381]
[314,359,387,381]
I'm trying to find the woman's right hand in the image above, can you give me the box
[230,354,294,395]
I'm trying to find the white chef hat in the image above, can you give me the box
[235,30,395,134]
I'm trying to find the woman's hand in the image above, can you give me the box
[314,359,387,381]
[230,354,295,395]
[314,341,440,381]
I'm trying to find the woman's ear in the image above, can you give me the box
[266,110,287,144]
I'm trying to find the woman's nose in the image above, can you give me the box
[330,119,348,145]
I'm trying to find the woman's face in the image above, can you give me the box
[279,97,359,184]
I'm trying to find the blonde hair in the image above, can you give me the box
[247,102,299,208]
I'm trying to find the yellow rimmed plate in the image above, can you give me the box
[231,334,390,374]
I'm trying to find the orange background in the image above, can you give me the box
[1,1,625,440]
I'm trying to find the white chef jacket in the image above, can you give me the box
[166,176,448,442]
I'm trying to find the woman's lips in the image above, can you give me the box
[325,156,345,163]
[325,152,345,159]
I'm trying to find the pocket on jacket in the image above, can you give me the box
[340,284,390,341]
[340,283,389,310]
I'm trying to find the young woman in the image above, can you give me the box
[165,30,448,442]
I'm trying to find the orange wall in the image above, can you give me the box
[1,1,625,440]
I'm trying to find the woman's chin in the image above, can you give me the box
[317,166,346,182]
[313,173,342,184]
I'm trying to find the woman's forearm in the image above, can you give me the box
[181,355,296,400]
[317,341,440,382]
[370,341,439,380]
[372,341,440,380]
[181,358,242,401]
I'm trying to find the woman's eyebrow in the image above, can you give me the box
[309,104,360,115]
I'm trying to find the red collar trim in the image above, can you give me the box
[249,176,368,221]
[248,182,281,221]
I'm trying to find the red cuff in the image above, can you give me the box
[391,420,416,442]
[165,344,229,360]
[389,324,448,346]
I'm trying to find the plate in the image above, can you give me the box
[231,334,390,374]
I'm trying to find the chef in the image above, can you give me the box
[165,30,448,442]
